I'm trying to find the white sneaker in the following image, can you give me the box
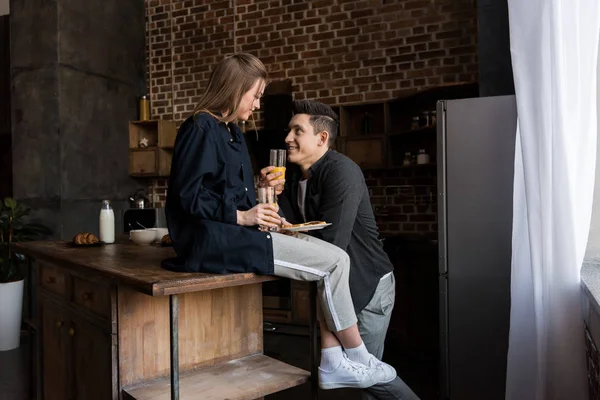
[319,353,386,390]
[365,354,397,384]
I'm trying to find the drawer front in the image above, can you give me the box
[39,262,68,297]
[72,276,111,319]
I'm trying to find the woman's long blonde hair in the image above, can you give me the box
[193,53,267,123]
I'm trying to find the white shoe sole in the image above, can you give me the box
[319,380,377,390]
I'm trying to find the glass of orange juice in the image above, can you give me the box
[269,149,287,180]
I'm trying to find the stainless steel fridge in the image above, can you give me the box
[437,95,517,400]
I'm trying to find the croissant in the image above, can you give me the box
[161,234,172,245]
[73,232,99,245]
[287,221,326,228]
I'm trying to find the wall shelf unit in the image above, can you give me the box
[128,120,177,177]
[334,82,478,169]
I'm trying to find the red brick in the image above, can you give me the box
[436,30,462,40]
[313,32,335,41]
[299,17,322,26]
[287,3,309,13]
[301,50,324,58]
[326,13,348,23]
[339,94,363,103]
[362,58,387,67]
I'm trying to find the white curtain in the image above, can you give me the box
[506,1,600,399]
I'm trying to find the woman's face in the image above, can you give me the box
[234,79,265,121]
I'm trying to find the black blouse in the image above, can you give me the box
[163,113,274,275]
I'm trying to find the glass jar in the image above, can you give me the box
[139,95,150,121]
[422,111,430,127]
[417,149,430,164]
[99,200,115,244]
[403,152,412,166]
[411,116,420,130]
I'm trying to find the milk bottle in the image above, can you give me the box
[99,200,115,243]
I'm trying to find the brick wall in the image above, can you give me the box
[366,165,437,235]
[144,0,478,235]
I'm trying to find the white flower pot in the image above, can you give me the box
[0,279,24,351]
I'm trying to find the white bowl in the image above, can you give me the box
[130,229,155,245]
[147,227,169,241]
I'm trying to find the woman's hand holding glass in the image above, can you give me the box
[237,202,280,231]
[257,187,280,231]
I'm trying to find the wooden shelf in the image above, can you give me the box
[331,83,477,169]
[388,163,437,169]
[129,120,177,149]
[122,354,310,400]
[129,147,173,177]
[345,134,385,140]
[388,126,437,137]
[128,119,177,178]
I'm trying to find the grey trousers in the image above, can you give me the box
[271,232,357,332]
[359,273,421,400]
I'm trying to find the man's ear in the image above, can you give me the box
[318,130,329,146]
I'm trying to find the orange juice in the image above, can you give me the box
[269,166,286,178]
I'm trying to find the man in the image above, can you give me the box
[265,100,420,399]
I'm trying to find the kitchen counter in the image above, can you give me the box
[14,240,314,400]
[14,240,278,296]
[582,257,600,315]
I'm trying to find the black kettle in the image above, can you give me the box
[129,189,150,209]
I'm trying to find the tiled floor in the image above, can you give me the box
[0,327,437,400]
[0,339,29,400]
[263,325,438,400]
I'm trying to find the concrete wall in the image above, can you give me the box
[10,0,145,239]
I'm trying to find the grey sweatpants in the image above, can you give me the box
[359,273,420,400]
[271,232,357,332]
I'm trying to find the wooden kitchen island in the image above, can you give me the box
[14,240,316,400]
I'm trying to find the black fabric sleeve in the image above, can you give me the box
[169,118,238,224]
[314,161,363,251]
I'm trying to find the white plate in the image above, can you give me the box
[281,223,332,232]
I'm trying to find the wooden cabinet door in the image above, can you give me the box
[69,315,114,400]
[40,300,69,400]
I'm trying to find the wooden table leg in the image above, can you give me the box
[309,282,319,399]
[169,294,179,400]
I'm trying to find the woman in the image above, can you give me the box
[165,53,395,390]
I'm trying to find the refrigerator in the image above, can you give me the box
[436,95,517,400]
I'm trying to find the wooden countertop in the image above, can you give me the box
[13,240,278,296]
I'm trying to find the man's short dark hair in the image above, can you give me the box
[292,100,339,147]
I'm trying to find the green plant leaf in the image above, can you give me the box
[12,203,30,219]
[4,197,17,210]
[0,197,51,282]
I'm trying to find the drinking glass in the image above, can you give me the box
[269,149,286,192]
[269,149,286,177]
[257,187,278,231]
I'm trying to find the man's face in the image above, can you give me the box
[285,113,324,168]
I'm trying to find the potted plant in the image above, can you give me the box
[0,197,51,351]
